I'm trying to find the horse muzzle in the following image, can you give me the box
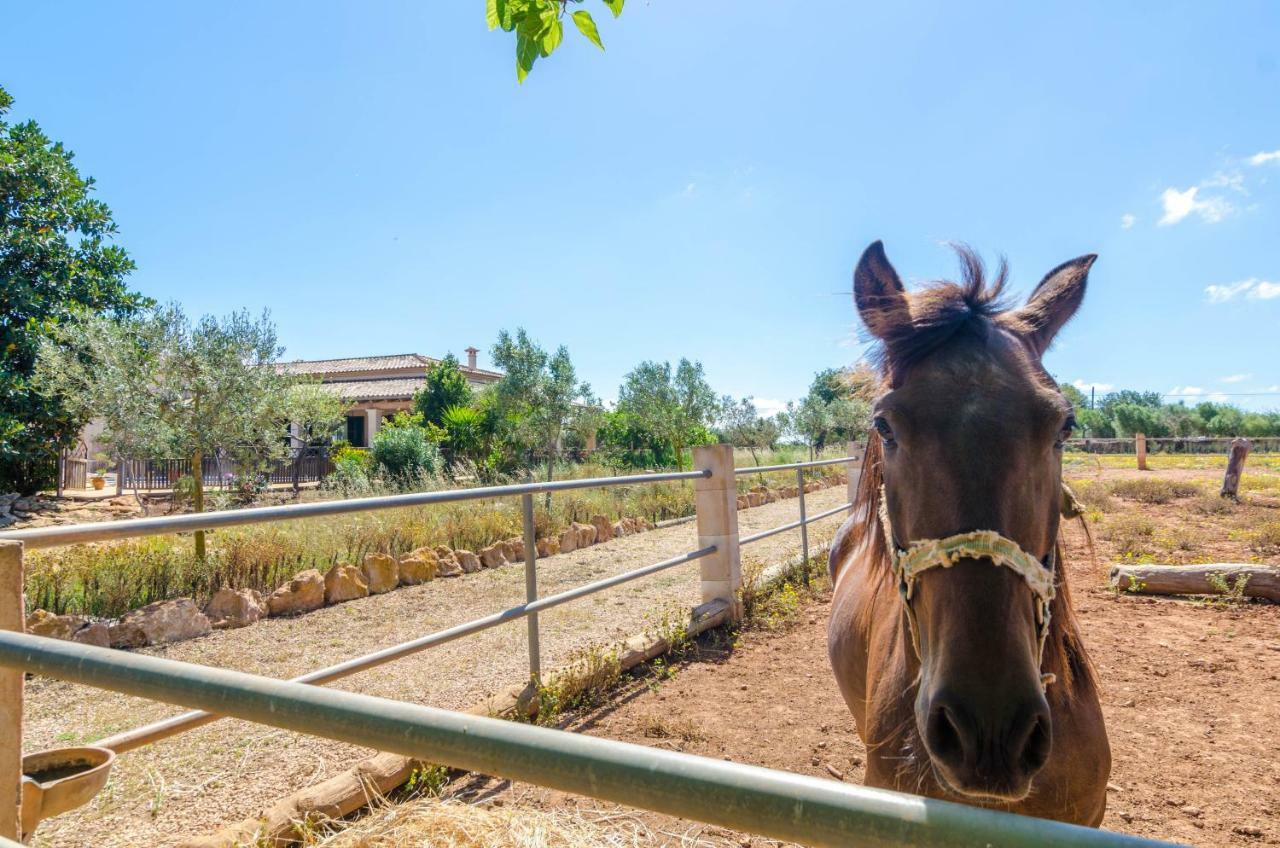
[919,684,1052,801]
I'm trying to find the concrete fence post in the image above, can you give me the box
[0,541,23,840]
[1135,433,1147,471]
[846,440,865,514]
[693,444,741,620]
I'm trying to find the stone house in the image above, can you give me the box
[278,348,501,448]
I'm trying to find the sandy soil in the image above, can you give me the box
[25,486,851,848]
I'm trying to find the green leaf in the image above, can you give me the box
[486,0,500,30]
[602,0,624,18]
[516,32,539,83]
[540,17,563,57]
[498,0,518,31]
[571,10,603,50]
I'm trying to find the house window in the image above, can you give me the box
[346,415,366,448]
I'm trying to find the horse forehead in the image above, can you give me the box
[905,353,1046,428]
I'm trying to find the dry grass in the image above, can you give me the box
[1108,478,1202,504]
[311,797,657,848]
[1250,520,1280,554]
[1099,514,1157,558]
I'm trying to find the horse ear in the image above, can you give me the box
[854,241,909,340]
[1013,254,1096,356]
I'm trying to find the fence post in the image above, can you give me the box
[1135,433,1147,471]
[1221,438,1251,500]
[693,444,741,620]
[846,440,864,515]
[115,458,124,496]
[0,541,23,840]
[795,467,809,585]
[520,493,541,681]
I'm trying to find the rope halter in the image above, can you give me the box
[877,485,1058,689]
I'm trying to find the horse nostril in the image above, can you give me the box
[925,703,968,768]
[1018,711,1052,775]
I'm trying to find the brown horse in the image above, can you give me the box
[827,241,1111,825]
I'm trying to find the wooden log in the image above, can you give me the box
[1109,563,1280,602]
[1135,433,1147,471]
[1220,437,1251,499]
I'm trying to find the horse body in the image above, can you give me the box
[827,242,1111,826]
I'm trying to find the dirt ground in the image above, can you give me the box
[435,459,1280,848]
[25,485,852,848]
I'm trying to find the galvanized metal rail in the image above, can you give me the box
[0,633,1174,848]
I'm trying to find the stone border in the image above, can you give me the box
[23,475,848,653]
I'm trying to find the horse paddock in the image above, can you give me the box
[391,457,1280,848]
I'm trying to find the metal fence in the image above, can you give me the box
[0,443,1171,846]
[117,447,333,492]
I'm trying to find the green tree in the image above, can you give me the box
[1076,407,1114,438]
[1111,403,1168,438]
[487,0,624,83]
[719,396,780,466]
[1059,381,1087,411]
[36,304,294,557]
[413,354,473,427]
[615,359,719,471]
[0,86,150,493]
[283,379,349,491]
[490,328,594,496]
[1206,407,1244,437]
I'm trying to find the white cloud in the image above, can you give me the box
[1169,386,1205,396]
[1120,213,1136,230]
[681,182,697,197]
[1248,149,1280,166]
[1221,373,1252,383]
[1158,185,1233,226]
[1204,278,1280,302]
[1207,392,1230,404]
[1266,385,1280,393]
[1201,171,1247,193]
[1072,379,1113,394]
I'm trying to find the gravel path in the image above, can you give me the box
[26,486,851,848]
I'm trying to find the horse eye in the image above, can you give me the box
[874,416,896,445]
[1055,416,1076,448]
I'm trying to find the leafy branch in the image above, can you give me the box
[487,0,624,83]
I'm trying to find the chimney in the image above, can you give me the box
[464,346,479,370]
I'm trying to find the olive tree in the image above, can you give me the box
[36,304,296,557]
[616,359,719,471]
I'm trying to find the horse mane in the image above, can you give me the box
[871,245,1035,384]
[849,425,1099,696]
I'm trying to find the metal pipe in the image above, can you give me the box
[0,469,710,550]
[732,456,856,475]
[98,545,716,753]
[0,633,1172,848]
[521,493,540,682]
[796,467,810,585]
[738,502,853,547]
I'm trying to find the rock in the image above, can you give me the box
[398,548,438,585]
[0,515,15,529]
[204,588,267,629]
[736,496,749,510]
[267,569,326,616]
[26,610,89,641]
[480,543,509,569]
[502,538,525,562]
[612,520,628,537]
[636,517,653,531]
[574,522,597,548]
[536,537,560,558]
[71,621,110,648]
[558,526,578,554]
[590,515,614,543]
[434,547,464,577]
[362,553,399,594]
[109,598,211,648]
[746,492,764,508]
[13,497,35,513]
[324,564,370,604]
[454,549,482,573]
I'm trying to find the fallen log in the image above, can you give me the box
[1109,563,1280,602]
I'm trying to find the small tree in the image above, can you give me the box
[413,354,473,427]
[283,379,348,492]
[616,359,719,470]
[491,328,594,498]
[0,86,149,493]
[720,396,779,466]
[36,304,295,558]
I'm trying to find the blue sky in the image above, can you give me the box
[5,1,1278,414]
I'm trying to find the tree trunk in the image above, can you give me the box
[1220,438,1251,500]
[1110,563,1280,602]
[543,450,556,511]
[192,447,206,560]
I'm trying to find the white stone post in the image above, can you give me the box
[0,541,23,840]
[693,444,741,620]
[365,408,381,447]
